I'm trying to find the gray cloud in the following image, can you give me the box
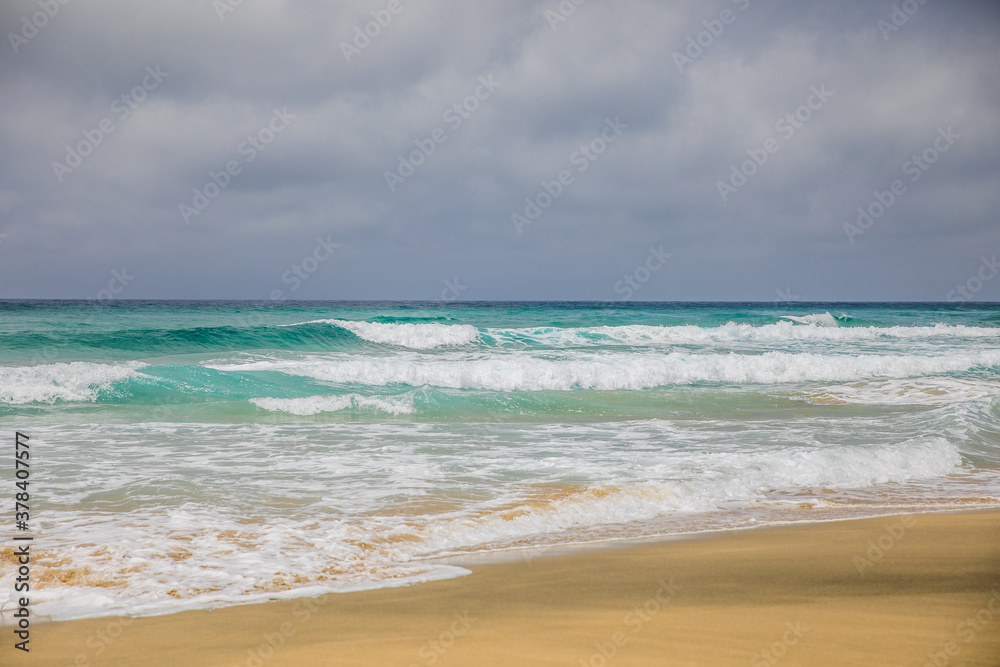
[1,0,998,301]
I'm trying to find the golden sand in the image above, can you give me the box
[10,511,1000,666]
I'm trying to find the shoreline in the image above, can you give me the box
[433,505,1000,567]
[10,509,1000,666]
[14,505,994,625]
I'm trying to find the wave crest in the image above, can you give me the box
[250,394,415,415]
[0,361,145,405]
[284,320,479,349]
[779,312,844,327]
[208,350,1000,391]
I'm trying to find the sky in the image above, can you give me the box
[0,0,998,302]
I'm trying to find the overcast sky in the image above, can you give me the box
[1,0,998,301]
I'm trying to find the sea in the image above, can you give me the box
[1,300,999,622]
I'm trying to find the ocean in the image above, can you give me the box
[2,300,999,622]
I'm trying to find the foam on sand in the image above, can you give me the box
[0,435,965,621]
[27,512,999,666]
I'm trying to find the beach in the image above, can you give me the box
[4,0,1000,658]
[4,303,1000,623]
[15,510,999,666]
[5,0,1000,659]
[2,302,1000,664]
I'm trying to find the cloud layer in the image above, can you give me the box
[1,0,998,301]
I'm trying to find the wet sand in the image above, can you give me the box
[13,511,1000,666]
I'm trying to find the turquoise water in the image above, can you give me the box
[2,301,999,620]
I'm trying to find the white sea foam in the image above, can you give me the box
[804,377,1000,405]
[208,350,1000,391]
[284,319,480,349]
[483,321,1000,347]
[0,361,145,404]
[251,393,415,415]
[0,431,969,622]
[780,312,843,327]
[415,437,963,552]
[281,318,1000,350]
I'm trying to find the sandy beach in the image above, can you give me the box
[5,0,1000,659]
[8,510,997,666]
